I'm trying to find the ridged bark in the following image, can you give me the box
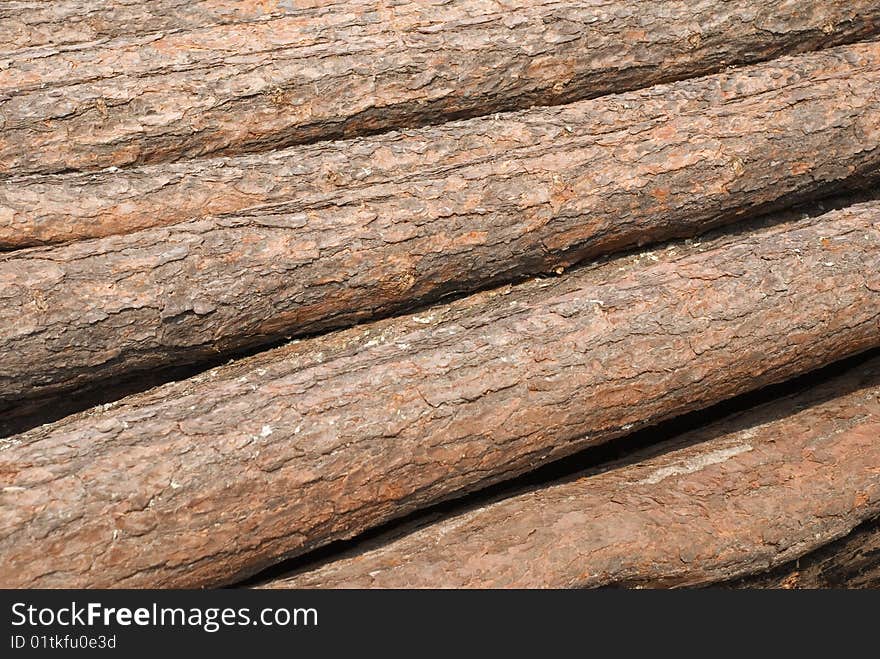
[2,1,880,175]
[4,40,880,249]
[728,517,880,589]
[0,0,300,53]
[1,205,879,588]
[264,357,880,589]
[3,43,880,407]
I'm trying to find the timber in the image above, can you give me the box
[0,1,299,52]
[1,204,879,588]
[3,40,880,248]
[728,517,880,589]
[3,44,880,407]
[264,356,880,589]
[1,1,880,175]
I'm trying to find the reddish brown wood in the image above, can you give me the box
[2,1,879,176]
[1,205,878,588]
[264,357,880,589]
[3,43,880,408]
[728,517,880,589]
[0,0,294,52]
[4,39,880,249]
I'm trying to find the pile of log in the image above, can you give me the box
[1,1,879,589]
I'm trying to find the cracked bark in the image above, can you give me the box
[0,0,307,53]
[1,1,880,175]
[1,204,879,588]
[3,43,880,408]
[264,356,880,589]
[4,39,880,249]
[727,516,880,589]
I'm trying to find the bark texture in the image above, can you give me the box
[4,40,880,249]
[728,517,880,589]
[265,357,880,589]
[1,206,879,588]
[1,1,880,175]
[0,1,301,53]
[3,44,880,407]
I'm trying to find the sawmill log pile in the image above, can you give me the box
[6,39,880,251]
[2,1,879,176]
[3,42,880,412]
[2,204,879,588]
[1,2,880,590]
[261,355,880,589]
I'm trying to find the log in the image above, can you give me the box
[728,517,880,589]
[264,356,880,589]
[4,40,880,250]
[3,44,880,408]
[1,204,879,588]
[0,1,298,53]
[1,1,879,175]
[0,45,878,249]
[2,190,875,442]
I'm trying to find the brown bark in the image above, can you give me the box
[263,356,880,589]
[4,39,880,250]
[1,205,879,588]
[3,44,880,408]
[1,2,879,176]
[2,189,875,442]
[0,1,301,53]
[727,517,880,589]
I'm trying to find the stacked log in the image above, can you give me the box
[3,42,880,411]
[4,39,880,249]
[263,356,880,588]
[1,2,880,591]
[2,1,879,175]
[1,203,878,587]
[729,518,880,589]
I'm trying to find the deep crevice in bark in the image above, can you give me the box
[722,515,880,589]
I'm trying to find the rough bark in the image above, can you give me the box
[1,2,879,176]
[3,188,876,442]
[263,357,880,589]
[4,40,880,250]
[1,206,879,588]
[0,1,302,54]
[3,44,880,407]
[727,517,880,589]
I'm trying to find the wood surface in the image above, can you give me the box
[2,203,879,587]
[3,43,880,408]
[2,1,879,175]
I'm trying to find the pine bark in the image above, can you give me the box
[4,39,880,249]
[1,1,880,175]
[0,0,299,52]
[1,205,879,588]
[728,517,880,589]
[264,356,880,589]
[3,44,880,408]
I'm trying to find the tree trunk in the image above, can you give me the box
[263,356,880,589]
[1,1,879,176]
[4,39,880,250]
[1,204,879,588]
[3,44,880,408]
[727,517,880,589]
